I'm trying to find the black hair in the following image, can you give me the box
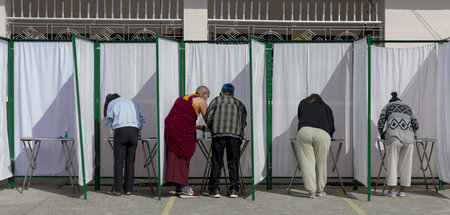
[104,93,120,118]
[389,92,401,102]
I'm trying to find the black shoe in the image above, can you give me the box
[230,189,238,198]
[209,190,221,198]
[110,191,122,196]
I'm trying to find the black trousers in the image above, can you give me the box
[113,126,139,193]
[208,136,241,193]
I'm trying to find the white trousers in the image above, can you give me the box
[386,139,414,186]
[297,127,331,193]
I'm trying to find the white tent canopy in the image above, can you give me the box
[13,42,77,177]
[99,42,157,177]
[157,37,180,193]
[73,36,96,191]
[0,39,12,181]
[371,44,438,178]
[272,42,353,177]
[436,43,450,184]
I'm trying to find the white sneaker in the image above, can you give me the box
[383,192,396,197]
[209,190,221,198]
[229,190,239,198]
[397,191,405,197]
[316,191,326,197]
[308,193,316,199]
[179,188,200,198]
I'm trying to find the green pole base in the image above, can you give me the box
[353,179,358,191]
[439,180,445,190]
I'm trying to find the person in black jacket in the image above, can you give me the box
[296,94,335,199]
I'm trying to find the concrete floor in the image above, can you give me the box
[0,179,449,215]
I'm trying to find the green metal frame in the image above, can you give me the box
[72,36,88,200]
[179,41,186,96]
[6,39,14,189]
[265,42,273,190]
[155,34,162,200]
[249,36,256,200]
[94,41,101,190]
[367,35,372,201]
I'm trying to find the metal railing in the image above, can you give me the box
[9,0,183,21]
[209,0,382,24]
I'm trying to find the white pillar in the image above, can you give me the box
[385,0,450,48]
[183,0,208,40]
[0,0,9,38]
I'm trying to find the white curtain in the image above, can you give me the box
[158,38,180,185]
[185,43,250,177]
[272,43,353,177]
[436,43,450,183]
[371,45,437,177]
[353,38,368,186]
[251,39,266,184]
[73,37,95,185]
[0,39,12,181]
[14,42,76,176]
[100,43,157,177]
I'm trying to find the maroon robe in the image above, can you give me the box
[164,93,200,185]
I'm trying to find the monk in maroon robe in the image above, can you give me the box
[165,86,209,198]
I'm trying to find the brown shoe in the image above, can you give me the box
[230,190,238,198]
[209,190,221,198]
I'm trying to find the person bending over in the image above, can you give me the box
[378,92,419,197]
[104,93,145,196]
[296,94,335,199]
[206,83,247,198]
[164,86,210,198]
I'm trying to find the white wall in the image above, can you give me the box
[385,0,450,47]
[183,0,208,40]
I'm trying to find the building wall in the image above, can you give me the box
[0,0,8,37]
[184,0,208,40]
[385,0,450,47]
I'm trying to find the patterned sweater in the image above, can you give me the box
[206,95,247,140]
[377,101,419,145]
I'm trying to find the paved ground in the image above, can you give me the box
[0,179,449,215]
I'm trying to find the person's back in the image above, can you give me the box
[378,100,419,145]
[297,99,335,136]
[206,94,247,140]
[106,97,144,130]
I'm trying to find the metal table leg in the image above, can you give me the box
[142,140,158,193]
[374,140,387,193]
[288,139,301,193]
[330,141,347,194]
[19,140,42,193]
[61,140,78,193]
[416,140,438,193]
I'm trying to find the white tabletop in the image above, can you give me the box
[21,137,76,141]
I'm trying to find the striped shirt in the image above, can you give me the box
[206,95,247,139]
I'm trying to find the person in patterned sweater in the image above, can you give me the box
[378,92,419,197]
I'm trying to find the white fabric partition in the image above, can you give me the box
[185,43,251,177]
[371,45,437,177]
[100,43,157,177]
[272,43,353,177]
[157,38,180,186]
[250,39,266,184]
[73,37,95,185]
[353,38,369,186]
[0,39,12,181]
[14,42,76,176]
[436,43,450,183]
